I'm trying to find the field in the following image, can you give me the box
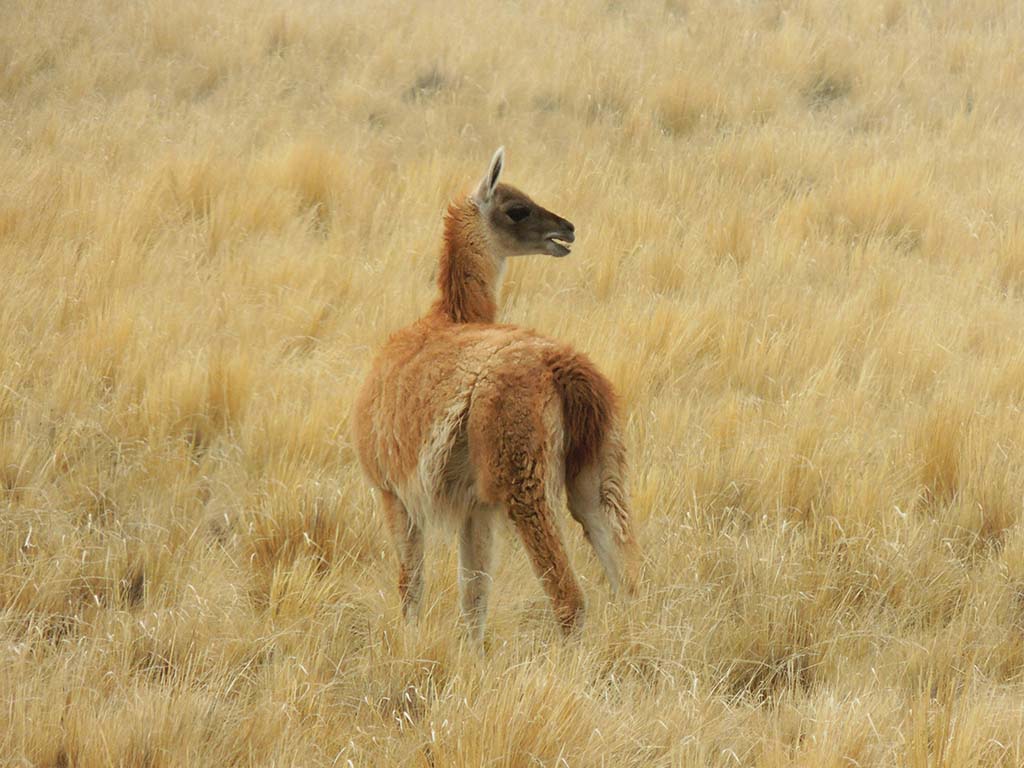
[3,0,1024,764]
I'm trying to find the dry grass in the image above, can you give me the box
[3,0,1024,764]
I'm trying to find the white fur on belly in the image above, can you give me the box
[396,394,475,527]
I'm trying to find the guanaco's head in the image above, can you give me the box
[470,147,576,258]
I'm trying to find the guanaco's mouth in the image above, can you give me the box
[545,232,574,257]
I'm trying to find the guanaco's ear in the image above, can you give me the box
[472,146,505,205]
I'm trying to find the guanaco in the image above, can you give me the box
[352,148,639,642]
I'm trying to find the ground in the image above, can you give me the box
[2,0,1024,765]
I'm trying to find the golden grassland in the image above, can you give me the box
[3,0,1024,764]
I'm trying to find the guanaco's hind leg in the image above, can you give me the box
[379,489,424,622]
[507,497,585,634]
[469,384,584,635]
[458,513,494,646]
[567,455,639,596]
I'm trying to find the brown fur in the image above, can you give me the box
[351,149,639,642]
[432,202,500,324]
[544,347,616,483]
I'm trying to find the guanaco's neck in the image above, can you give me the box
[430,200,503,324]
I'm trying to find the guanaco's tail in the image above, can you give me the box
[545,346,615,482]
[546,346,640,593]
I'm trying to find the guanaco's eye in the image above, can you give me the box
[506,206,531,222]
